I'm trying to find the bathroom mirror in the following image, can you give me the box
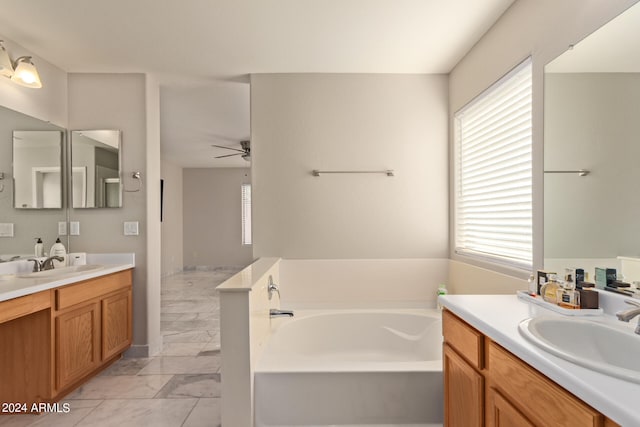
[13,130,63,209]
[0,106,67,259]
[543,3,640,279]
[71,130,122,208]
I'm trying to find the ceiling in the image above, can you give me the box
[0,0,515,168]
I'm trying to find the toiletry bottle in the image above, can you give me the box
[34,237,44,257]
[541,274,561,304]
[557,274,580,309]
[437,283,448,310]
[50,237,66,268]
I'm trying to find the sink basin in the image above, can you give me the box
[519,316,640,384]
[18,264,105,279]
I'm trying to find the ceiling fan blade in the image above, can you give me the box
[211,144,246,153]
[214,153,242,159]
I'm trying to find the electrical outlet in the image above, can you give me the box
[70,221,80,236]
[124,221,139,236]
[58,221,67,236]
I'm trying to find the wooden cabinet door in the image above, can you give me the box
[56,301,100,390]
[487,387,534,427]
[444,343,484,427]
[102,289,132,361]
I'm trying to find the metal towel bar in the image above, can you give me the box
[312,169,394,177]
[544,169,590,177]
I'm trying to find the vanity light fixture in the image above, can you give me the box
[0,41,13,77]
[11,56,42,88]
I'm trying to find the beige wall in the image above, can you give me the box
[161,158,184,276]
[251,73,449,259]
[183,167,253,268]
[0,34,67,127]
[67,73,162,356]
[448,0,638,291]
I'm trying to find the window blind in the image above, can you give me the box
[241,183,252,245]
[454,58,532,269]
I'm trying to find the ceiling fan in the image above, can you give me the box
[212,140,251,161]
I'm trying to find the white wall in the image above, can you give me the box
[145,73,162,356]
[183,167,253,268]
[67,73,162,356]
[251,73,449,260]
[161,158,184,277]
[448,0,638,293]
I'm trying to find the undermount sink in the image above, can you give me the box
[18,264,105,279]
[519,316,640,384]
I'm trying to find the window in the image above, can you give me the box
[454,58,532,269]
[241,183,252,245]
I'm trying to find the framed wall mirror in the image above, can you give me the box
[0,105,67,259]
[71,130,122,208]
[13,130,63,209]
[544,3,640,282]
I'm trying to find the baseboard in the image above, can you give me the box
[124,345,151,358]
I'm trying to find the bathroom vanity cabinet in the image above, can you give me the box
[0,269,133,410]
[442,310,619,427]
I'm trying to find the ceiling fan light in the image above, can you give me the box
[11,56,42,88]
[0,41,13,78]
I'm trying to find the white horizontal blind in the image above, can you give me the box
[454,58,532,269]
[241,183,252,245]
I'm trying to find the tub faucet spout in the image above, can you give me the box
[270,308,294,318]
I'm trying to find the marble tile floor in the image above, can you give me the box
[0,268,240,427]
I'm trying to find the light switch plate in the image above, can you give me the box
[70,221,80,236]
[58,221,67,236]
[0,223,14,237]
[124,221,139,236]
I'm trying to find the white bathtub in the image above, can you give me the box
[254,309,443,426]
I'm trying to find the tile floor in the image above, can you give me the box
[0,268,239,427]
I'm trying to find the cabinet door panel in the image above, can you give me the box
[487,387,534,427]
[102,290,132,361]
[444,344,483,427]
[489,342,603,427]
[56,301,100,390]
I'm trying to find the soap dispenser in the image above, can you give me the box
[50,237,67,268]
[34,237,44,257]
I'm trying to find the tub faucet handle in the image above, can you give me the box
[267,275,280,300]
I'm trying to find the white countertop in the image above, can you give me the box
[0,253,135,303]
[439,294,640,426]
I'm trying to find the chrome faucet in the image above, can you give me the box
[28,256,64,272]
[615,299,640,334]
[269,308,294,317]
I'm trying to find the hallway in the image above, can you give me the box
[0,268,238,427]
